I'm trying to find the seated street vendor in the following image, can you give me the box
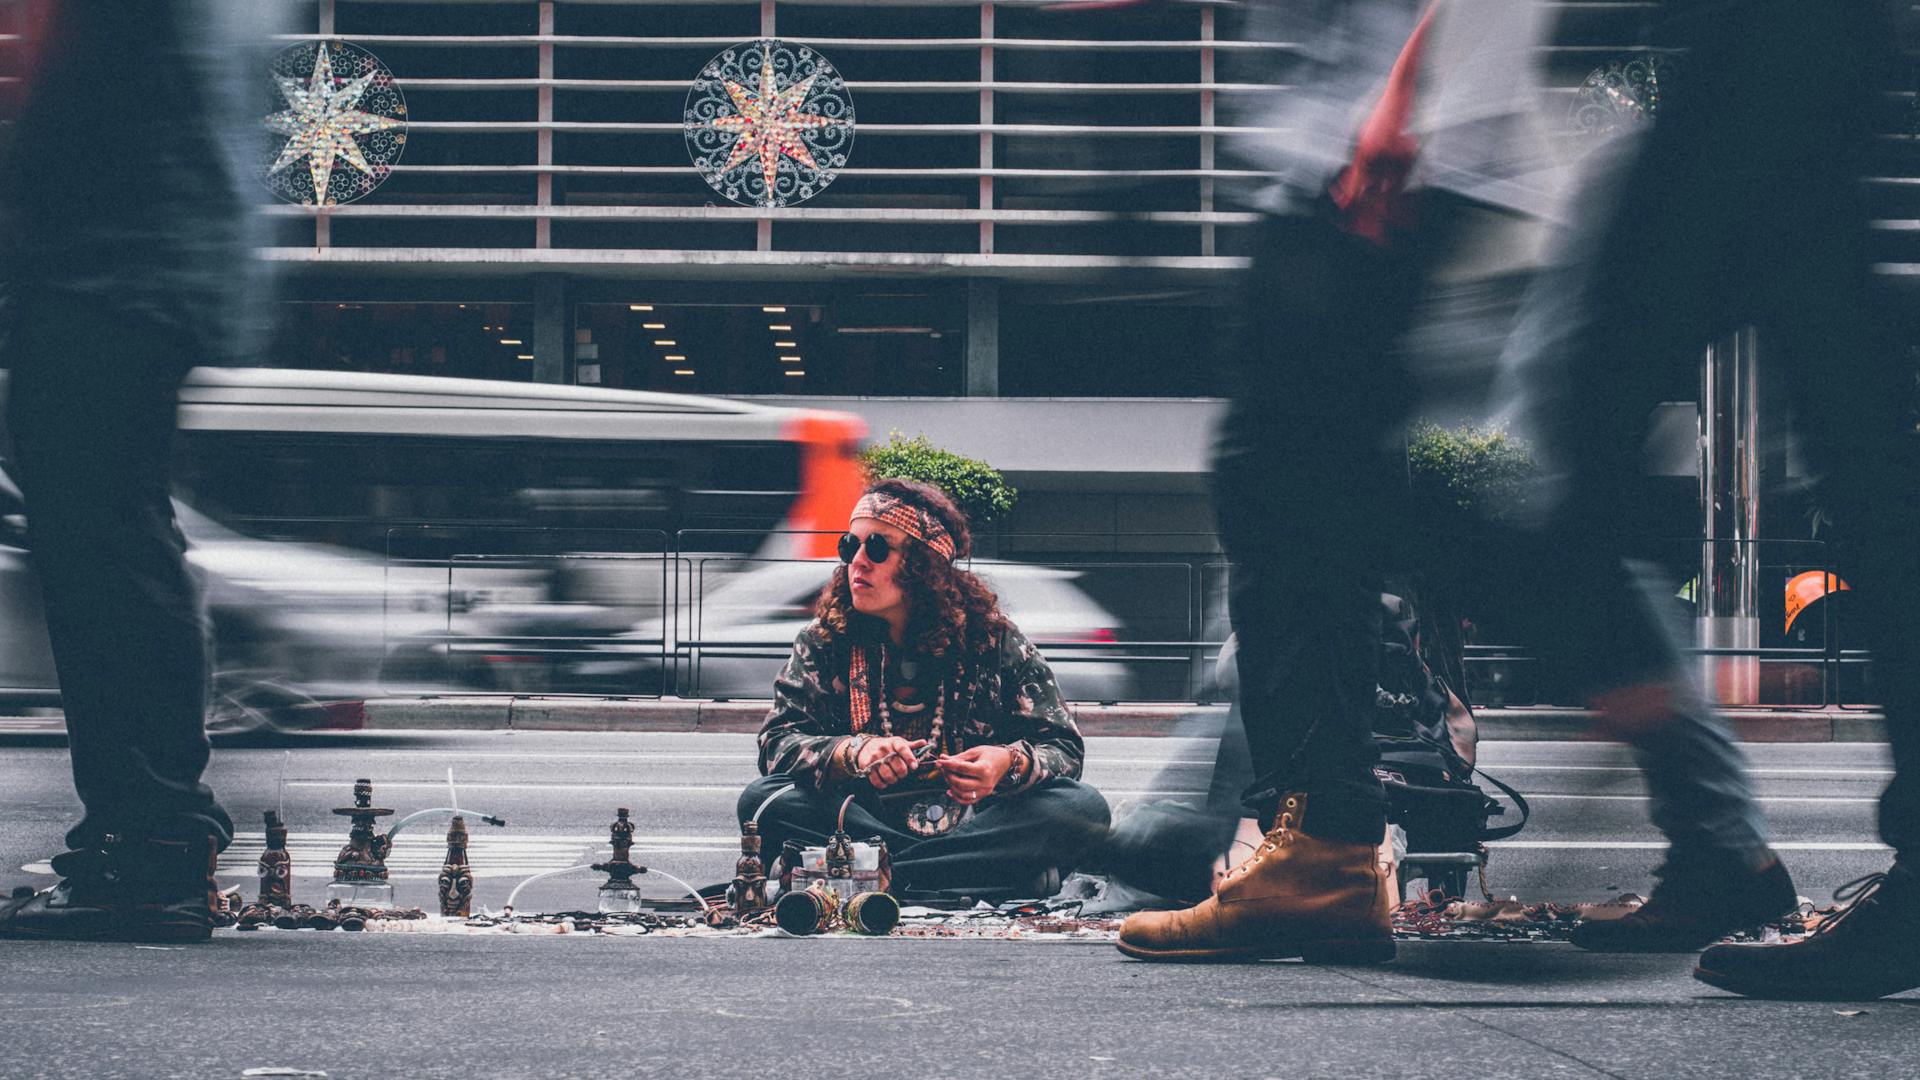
[739,478,1110,902]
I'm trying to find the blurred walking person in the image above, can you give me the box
[0,0,275,941]
[1117,0,1576,962]
[1488,0,1920,992]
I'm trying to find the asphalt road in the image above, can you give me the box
[0,731,1908,1079]
[0,732,1897,911]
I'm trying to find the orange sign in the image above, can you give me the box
[1784,571,1849,634]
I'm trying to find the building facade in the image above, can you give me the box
[37,1,1920,551]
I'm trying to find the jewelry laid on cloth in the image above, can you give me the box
[849,643,969,837]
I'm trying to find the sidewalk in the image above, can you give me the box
[319,697,1890,742]
[6,931,1908,1080]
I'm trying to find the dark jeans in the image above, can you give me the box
[740,773,1110,902]
[1210,206,1430,843]
[4,291,232,851]
[1503,1,1914,865]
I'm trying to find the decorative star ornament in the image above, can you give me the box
[685,41,855,208]
[262,41,408,206]
[711,56,835,198]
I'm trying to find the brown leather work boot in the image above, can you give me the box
[1116,793,1393,963]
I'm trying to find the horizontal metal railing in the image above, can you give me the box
[0,522,1883,714]
[233,0,1920,274]
[375,527,1230,701]
[1464,537,1876,712]
[374,527,1882,712]
[8,1,1911,273]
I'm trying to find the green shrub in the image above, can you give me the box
[1405,421,1537,523]
[859,431,1018,528]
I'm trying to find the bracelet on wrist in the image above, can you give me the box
[998,744,1031,791]
[844,736,872,779]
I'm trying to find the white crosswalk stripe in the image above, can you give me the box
[282,781,1204,798]
[1490,840,1893,852]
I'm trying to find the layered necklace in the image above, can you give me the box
[850,641,967,837]
[849,643,945,752]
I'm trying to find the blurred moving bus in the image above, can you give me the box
[0,369,865,719]
[172,368,866,557]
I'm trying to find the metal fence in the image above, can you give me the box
[0,523,1876,709]
[382,526,1232,701]
[380,528,1880,709]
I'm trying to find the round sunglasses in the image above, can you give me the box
[837,532,895,565]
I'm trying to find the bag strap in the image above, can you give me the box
[1472,765,1531,842]
[1401,726,1529,841]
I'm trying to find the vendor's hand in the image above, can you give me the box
[936,745,1013,805]
[855,737,926,789]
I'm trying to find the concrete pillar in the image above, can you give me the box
[1699,326,1760,704]
[532,275,570,385]
[965,278,998,397]
[536,2,554,249]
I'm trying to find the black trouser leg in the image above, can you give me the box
[1804,380,1920,870]
[1211,210,1424,844]
[741,774,1110,900]
[1883,724,1920,888]
[5,295,231,851]
[1497,2,1906,865]
[1085,701,1249,901]
[1222,556,1390,844]
[888,778,1110,898]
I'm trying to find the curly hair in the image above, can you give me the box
[813,477,1010,660]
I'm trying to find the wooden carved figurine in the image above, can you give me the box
[438,815,474,917]
[258,809,293,908]
[727,820,770,916]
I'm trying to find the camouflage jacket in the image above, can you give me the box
[758,619,1084,792]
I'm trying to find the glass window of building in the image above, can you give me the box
[270,303,537,382]
[1000,295,1229,397]
[573,290,963,396]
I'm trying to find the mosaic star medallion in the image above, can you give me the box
[685,40,855,208]
[263,40,408,206]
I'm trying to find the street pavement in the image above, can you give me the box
[0,730,1909,1079]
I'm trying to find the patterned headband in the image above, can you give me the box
[850,491,958,562]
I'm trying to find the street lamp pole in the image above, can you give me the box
[1699,325,1761,704]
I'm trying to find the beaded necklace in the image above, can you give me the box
[849,643,945,753]
[850,641,970,838]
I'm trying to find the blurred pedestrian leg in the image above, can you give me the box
[1610,3,1920,994]
[7,303,225,849]
[0,0,274,942]
[1120,0,1564,962]
[1497,1,1918,954]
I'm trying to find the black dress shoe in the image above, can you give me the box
[1571,850,1797,953]
[0,837,219,943]
[1695,871,1920,1000]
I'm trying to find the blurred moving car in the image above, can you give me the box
[0,367,869,728]
[0,464,583,731]
[566,557,1140,702]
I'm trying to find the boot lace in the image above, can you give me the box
[1225,799,1298,881]
[1811,872,1889,936]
